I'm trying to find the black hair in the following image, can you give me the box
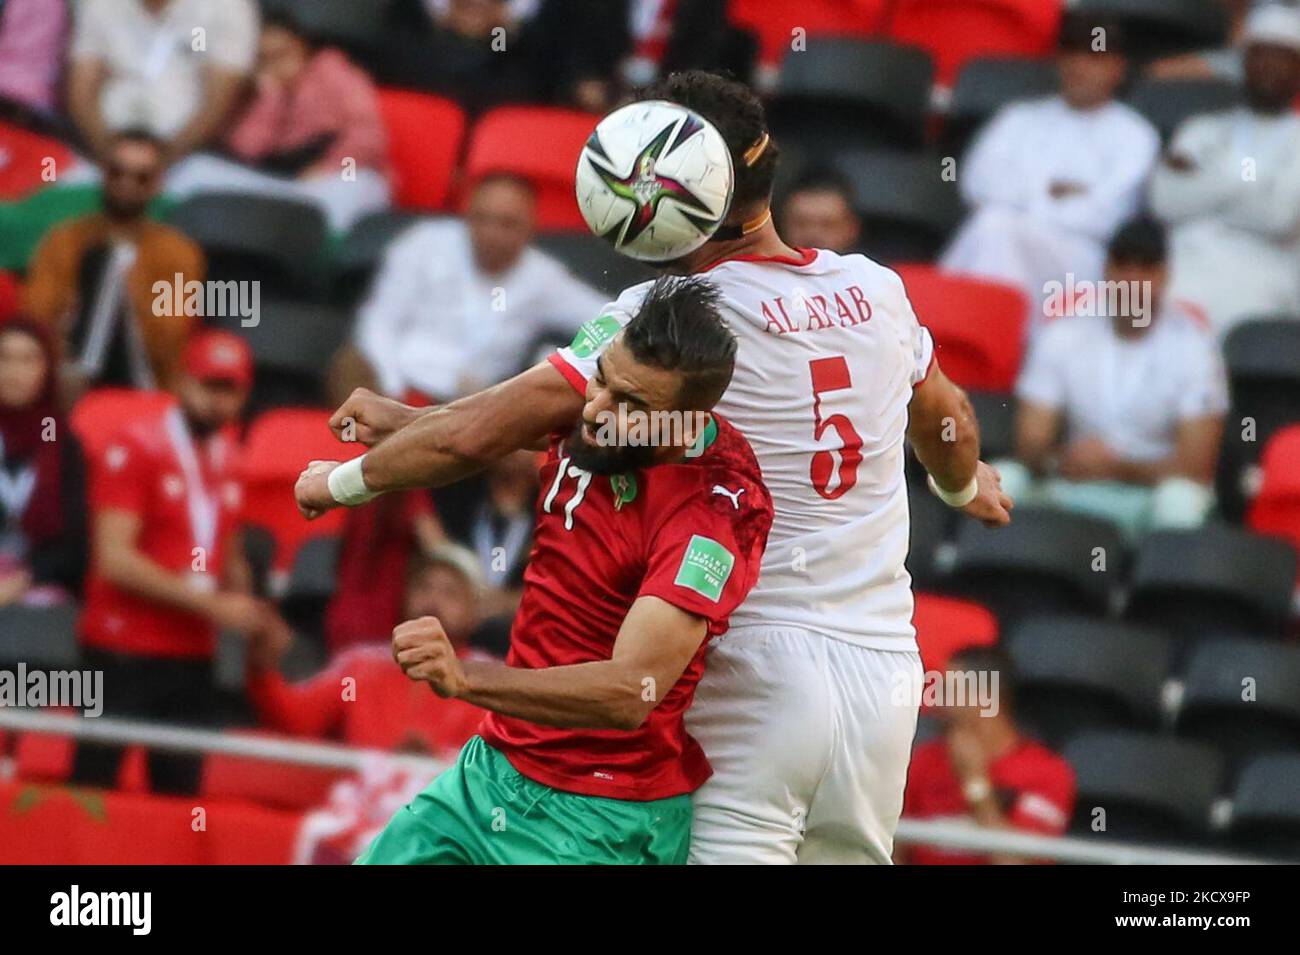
[639,70,779,211]
[1058,12,1128,56]
[472,170,538,200]
[1108,216,1167,266]
[261,8,316,46]
[622,275,735,410]
[780,165,857,211]
[947,646,1016,711]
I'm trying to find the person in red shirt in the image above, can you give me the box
[72,330,289,794]
[350,276,774,865]
[245,541,494,756]
[901,647,1077,864]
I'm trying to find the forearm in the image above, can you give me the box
[910,387,980,491]
[99,548,214,617]
[457,658,646,730]
[361,403,492,492]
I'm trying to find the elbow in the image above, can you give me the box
[596,674,657,731]
[603,702,653,732]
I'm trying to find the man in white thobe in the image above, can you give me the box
[1149,4,1300,339]
[941,15,1160,336]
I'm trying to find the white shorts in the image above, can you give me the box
[686,626,922,865]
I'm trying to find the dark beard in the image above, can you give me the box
[562,420,656,475]
[182,406,221,440]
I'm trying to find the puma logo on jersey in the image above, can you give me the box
[712,485,745,509]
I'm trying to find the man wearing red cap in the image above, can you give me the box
[72,330,290,795]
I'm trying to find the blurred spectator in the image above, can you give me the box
[22,130,204,403]
[1149,4,1300,338]
[0,0,70,119]
[996,219,1228,540]
[434,449,539,615]
[775,166,862,253]
[66,0,258,164]
[379,0,534,112]
[71,331,290,794]
[0,320,88,607]
[901,647,1076,865]
[336,174,605,404]
[324,489,444,655]
[1147,0,1262,82]
[166,10,391,232]
[941,16,1159,333]
[248,543,493,754]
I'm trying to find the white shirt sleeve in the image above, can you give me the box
[551,281,653,386]
[353,226,437,397]
[1174,328,1230,421]
[71,0,112,61]
[960,104,1034,210]
[205,0,260,73]
[1015,323,1072,410]
[892,271,935,385]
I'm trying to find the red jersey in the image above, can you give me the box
[248,644,490,756]
[80,402,242,659]
[480,414,773,800]
[903,735,1077,865]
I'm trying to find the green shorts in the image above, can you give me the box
[355,736,693,865]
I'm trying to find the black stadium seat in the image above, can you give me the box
[967,391,1015,461]
[260,0,391,61]
[1006,616,1172,746]
[281,535,342,638]
[830,148,965,262]
[1218,317,1300,519]
[1065,730,1223,845]
[332,210,430,306]
[1071,0,1229,59]
[0,604,80,670]
[943,506,1125,626]
[1226,753,1300,860]
[1175,639,1300,770]
[770,39,935,153]
[1123,524,1297,643]
[168,193,330,300]
[1126,77,1243,143]
[907,485,956,590]
[534,232,657,299]
[944,56,1058,155]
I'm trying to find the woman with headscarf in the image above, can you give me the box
[0,318,88,606]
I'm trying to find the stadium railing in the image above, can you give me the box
[0,709,1270,865]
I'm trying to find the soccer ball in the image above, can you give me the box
[576,100,734,263]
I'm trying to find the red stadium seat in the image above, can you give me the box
[912,592,999,674]
[464,106,600,231]
[728,0,889,67]
[377,88,466,212]
[202,735,346,811]
[69,388,177,460]
[888,0,1063,88]
[240,408,362,574]
[892,264,1028,393]
[0,270,19,322]
[1249,425,1300,581]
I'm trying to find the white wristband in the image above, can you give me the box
[927,473,978,508]
[327,455,379,506]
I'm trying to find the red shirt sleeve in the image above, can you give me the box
[92,432,151,514]
[1005,750,1077,837]
[246,655,351,739]
[638,479,771,631]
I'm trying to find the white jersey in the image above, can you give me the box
[552,248,934,650]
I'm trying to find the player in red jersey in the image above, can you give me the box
[354,276,773,864]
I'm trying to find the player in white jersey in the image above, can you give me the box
[295,72,1013,864]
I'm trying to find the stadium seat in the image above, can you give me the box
[912,592,998,673]
[281,535,342,636]
[907,486,956,590]
[0,269,19,322]
[1071,0,1229,59]
[769,39,935,153]
[201,734,346,812]
[1065,730,1223,844]
[891,265,1028,392]
[1005,616,1172,746]
[944,57,1058,155]
[1219,317,1300,519]
[209,298,350,411]
[967,391,1016,460]
[1124,525,1297,644]
[167,193,329,300]
[69,388,176,460]
[1248,426,1300,580]
[332,209,430,305]
[887,0,1064,89]
[944,507,1125,626]
[0,604,79,669]
[376,89,466,212]
[239,409,362,580]
[465,106,600,231]
[1126,77,1244,143]
[260,0,390,59]
[1175,639,1300,771]
[533,232,657,298]
[828,149,964,262]
[1226,753,1300,860]
[728,0,890,69]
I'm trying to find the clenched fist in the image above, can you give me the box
[392,616,468,699]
